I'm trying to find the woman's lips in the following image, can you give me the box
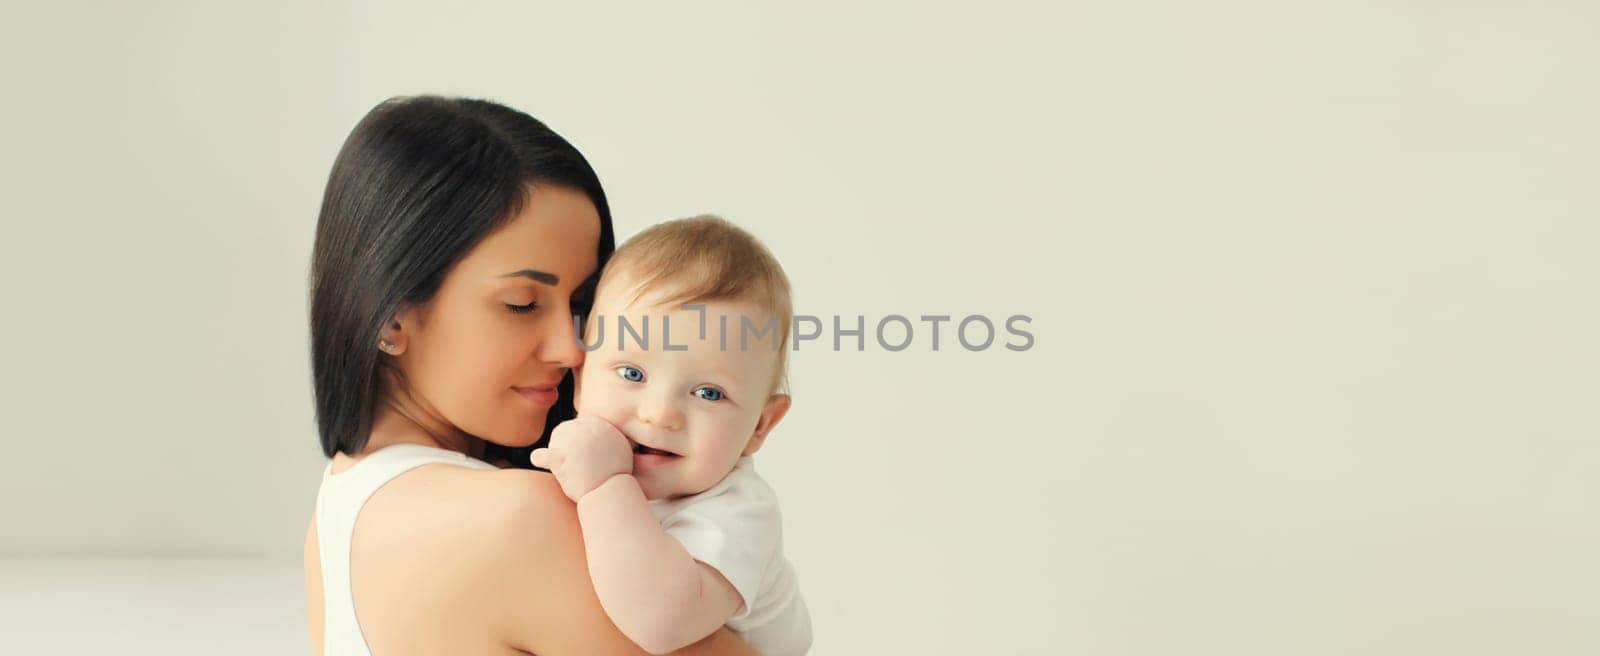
[511,386,558,407]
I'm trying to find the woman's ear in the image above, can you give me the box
[741,393,792,457]
[377,305,414,355]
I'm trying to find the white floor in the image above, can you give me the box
[0,557,307,655]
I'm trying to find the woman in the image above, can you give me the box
[303,95,756,655]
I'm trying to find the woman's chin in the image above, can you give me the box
[481,424,547,449]
[500,432,545,449]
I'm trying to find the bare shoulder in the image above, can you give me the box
[462,468,587,591]
[366,465,572,559]
[357,465,756,655]
[367,465,586,594]
[457,468,581,562]
[401,467,637,652]
[444,467,573,541]
[479,467,573,524]
[350,465,581,653]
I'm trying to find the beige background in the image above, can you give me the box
[2,1,1597,654]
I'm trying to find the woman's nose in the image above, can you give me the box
[535,306,584,369]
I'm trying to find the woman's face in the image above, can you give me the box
[384,185,600,447]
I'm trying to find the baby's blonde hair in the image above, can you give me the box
[599,214,793,393]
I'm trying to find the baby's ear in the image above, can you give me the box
[741,393,792,457]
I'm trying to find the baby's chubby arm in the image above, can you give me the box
[531,417,745,655]
[580,473,746,654]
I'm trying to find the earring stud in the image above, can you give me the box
[378,338,396,352]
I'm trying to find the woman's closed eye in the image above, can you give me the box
[505,301,540,314]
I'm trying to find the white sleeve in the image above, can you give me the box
[659,485,782,621]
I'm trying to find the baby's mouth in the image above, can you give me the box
[629,439,681,458]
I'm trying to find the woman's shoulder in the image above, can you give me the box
[387,464,574,540]
[352,463,577,568]
[373,465,627,650]
[343,465,588,653]
[355,464,756,654]
[470,467,581,544]
[358,466,576,596]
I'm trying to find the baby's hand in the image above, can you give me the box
[530,416,634,502]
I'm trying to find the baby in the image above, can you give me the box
[530,215,812,655]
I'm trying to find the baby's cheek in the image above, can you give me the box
[687,459,724,492]
[571,385,591,415]
[571,367,601,415]
[577,386,628,429]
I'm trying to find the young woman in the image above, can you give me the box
[303,95,756,655]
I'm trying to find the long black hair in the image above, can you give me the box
[309,95,613,462]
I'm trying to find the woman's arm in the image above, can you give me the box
[484,470,757,656]
[303,517,324,656]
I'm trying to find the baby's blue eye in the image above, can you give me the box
[693,387,724,402]
[616,366,645,382]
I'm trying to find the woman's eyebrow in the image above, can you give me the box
[500,269,559,285]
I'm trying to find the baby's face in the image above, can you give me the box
[574,276,787,500]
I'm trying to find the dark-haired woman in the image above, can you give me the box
[303,95,756,655]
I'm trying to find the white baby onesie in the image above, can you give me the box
[648,456,812,656]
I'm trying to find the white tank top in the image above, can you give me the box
[314,443,498,655]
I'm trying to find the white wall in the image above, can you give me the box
[2,1,1596,653]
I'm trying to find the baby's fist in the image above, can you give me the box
[529,416,634,501]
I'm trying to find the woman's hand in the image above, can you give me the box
[530,416,635,502]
